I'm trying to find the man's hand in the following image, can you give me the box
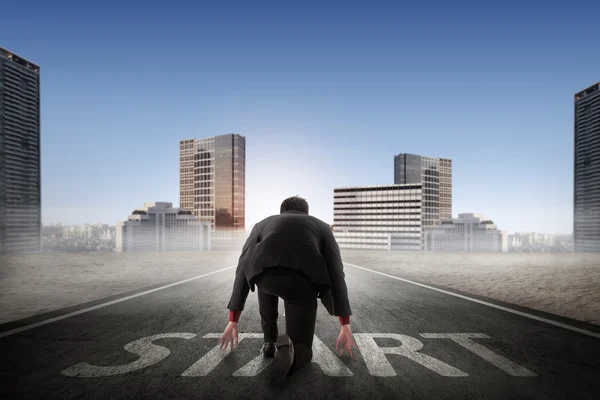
[336,324,358,357]
[219,321,239,351]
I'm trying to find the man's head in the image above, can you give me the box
[280,196,309,214]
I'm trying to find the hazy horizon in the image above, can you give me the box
[2,1,599,235]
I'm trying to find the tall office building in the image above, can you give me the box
[332,183,423,251]
[180,134,245,232]
[0,47,42,255]
[574,82,600,252]
[394,153,452,228]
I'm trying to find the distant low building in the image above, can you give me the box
[115,202,211,252]
[425,213,508,252]
[332,183,424,251]
[210,228,249,251]
[508,232,572,252]
[63,223,114,241]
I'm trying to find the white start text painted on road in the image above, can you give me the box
[61,332,537,378]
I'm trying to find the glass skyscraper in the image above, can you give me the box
[179,134,245,232]
[0,47,42,254]
[574,82,600,253]
[394,153,452,228]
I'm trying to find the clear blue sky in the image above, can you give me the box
[2,0,598,234]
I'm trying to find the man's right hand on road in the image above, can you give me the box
[219,321,239,351]
[336,324,358,357]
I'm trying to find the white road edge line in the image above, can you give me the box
[0,265,237,339]
[344,262,600,340]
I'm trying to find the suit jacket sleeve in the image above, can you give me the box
[320,225,352,316]
[226,224,259,311]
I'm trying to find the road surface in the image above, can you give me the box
[1,261,599,400]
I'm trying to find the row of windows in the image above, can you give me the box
[341,228,424,234]
[194,188,214,195]
[334,210,420,215]
[342,233,423,238]
[334,189,422,197]
[338,242,419,247]
[334,185,421,193]
[334,201,421,206]
[336,204,422,209]
[334,216,421,222]
[334,224,422,228]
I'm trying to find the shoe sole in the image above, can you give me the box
[271,335,294,382]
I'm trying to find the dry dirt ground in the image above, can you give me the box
[0,250,599,325]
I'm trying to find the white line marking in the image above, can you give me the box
[186,334,353,377]
[354,333,468,377]
[311,335,354,376]
[420,333,537,376]
[232,354,272,377]
[181,333,262,376]
[0,265,236,339]
[62,333,197,377]
[344,262,600,340]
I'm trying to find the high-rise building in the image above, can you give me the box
[180,134,245,232]
[574,83,600,253]
[115,202,211,252]
[394,154,452,228]
[332,183,423,251]
[0,47,42,255]
[425,213,508,252]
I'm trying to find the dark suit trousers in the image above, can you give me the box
[254,267,320,375]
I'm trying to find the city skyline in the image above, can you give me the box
[2,2,599,235]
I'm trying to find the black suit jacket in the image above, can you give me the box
[226,210,351,317]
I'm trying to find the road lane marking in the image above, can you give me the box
[0,266,236,339]
[184,333,353,377]
[181,333,263,376]
[62,332,536,378]
[420,333,537,376]
[344,262,600,340]
[61,333,196,377]
[232,354,273,377]
[354,333,469,377]
[311,335,354,376]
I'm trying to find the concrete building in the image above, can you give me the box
[210,228,249,251]
[519,232,556,247]
[0,47,42,255]
[394,154,452,229]
[425,213,508,252]
[115,202,211,252]
[332,184,423,251]
[63,223,114,241]
[509,232,571,250]
[508,233,523,249]
[574,82,600,252]
[180,134,245,232]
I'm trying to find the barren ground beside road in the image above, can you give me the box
[0,250,599,325]
[340,250,600,325]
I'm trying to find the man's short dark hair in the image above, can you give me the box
[280,196,309,214]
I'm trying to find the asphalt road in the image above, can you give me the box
[1,261,599,400]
